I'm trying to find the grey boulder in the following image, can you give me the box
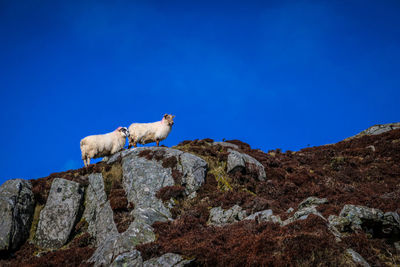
[332,205,400,236]
[244,209,282,224]
[111,251,191,267]
[109,147,207,196]
[283,206,326,226]
[345,248,370,267]
[339,204,384,232]
[227,149,266,181]
[35,178,83,249]
[143,253,193,267]
[0,179,35,251]
[298,196,328,209]
[208,205,247,226]
[90,147,207,266]
[111,250,143,266]
[83,173,118,246]
[345,122,400,140]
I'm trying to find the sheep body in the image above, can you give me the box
[128,114,175,147]
[80,127,129,167]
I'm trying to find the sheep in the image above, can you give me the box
[80,127,129,167]
[128,114,175,148]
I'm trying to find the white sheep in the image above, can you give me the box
[128,114,175,148]
[80,127,129,167]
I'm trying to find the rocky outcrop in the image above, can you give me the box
[345,122,400,140]
[83,173,118,246]
[209,197,328,227]
[244,209,282,224]
[35,178,83,249]
[226,149,266,181]
[109,147,207,195]
[328,204,400,237]
[1,127,400,266]
[0,179,35,251]
[88,147,208,266]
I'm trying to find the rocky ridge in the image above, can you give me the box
[0,125,399,266]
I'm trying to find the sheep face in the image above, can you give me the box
[118,127,130,137]
[163,114,175,126]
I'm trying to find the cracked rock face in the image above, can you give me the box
[226,149,266,181]
[83,173,118,246]
[0,179,35,251]
[34,178,83,249]
[89,147,208,266]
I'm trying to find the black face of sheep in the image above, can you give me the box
[119,127,130,137]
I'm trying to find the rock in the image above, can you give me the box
[339,204,384,232]
[120,147,206,221]
[330,205,400,238]
[345,122,400,140]
[88,220,155,266]
[244,209,282,224]
[208,205,247,226]
[112,252,192,267]
[328,215,352,232]
[286,207,294,213]
[345,249,370,267]
[298,196,328,209]
[227,149,266,181]
[177,152,208,194]
[83,173,118,246]
[212,142,239,150]
[122,148,176,224]
[35,178,83,249]
[0,179,35,251]
[382,212,400,235]
[143,253,193,267]
[366,145,376,152]
[109,147,207,196]
[90,147,207,266]
[283,206,326,226]
[111,250,143,267]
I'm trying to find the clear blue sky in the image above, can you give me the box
[1,0,399,183]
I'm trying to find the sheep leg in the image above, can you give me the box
[133,142,137,148]
[156,140,159,146]
[86,158,90,167]
[84,158,88,167]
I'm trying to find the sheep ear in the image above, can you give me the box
[172,115,175,119]
[163,114,168,118]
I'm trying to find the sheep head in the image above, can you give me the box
[162,114,175,126]
[116,127,130,137]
